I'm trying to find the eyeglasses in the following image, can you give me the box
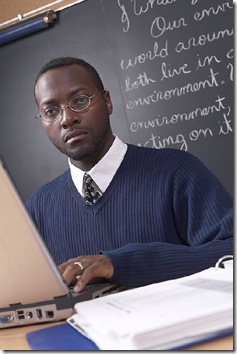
[35,89,105,122]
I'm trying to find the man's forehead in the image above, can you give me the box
[39,64,89,80]
[35,77,95,106]
[36,66,93,91]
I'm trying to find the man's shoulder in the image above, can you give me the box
[127,144,192,161]
[27,169,70,202]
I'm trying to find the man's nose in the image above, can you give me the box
[60,106,81,128]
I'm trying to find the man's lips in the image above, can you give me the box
[64,129,88,143]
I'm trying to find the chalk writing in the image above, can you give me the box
[191,0,199,5]
[175,28,233,53]
[132,0,177,16]
[227,63,233,81]
[130,95,227,132]
[108,0,234,191]
[151,16,187,38]
[226,48,233,59]
[196,54,221,70]
[118,0,182,39]
[120,40,169,70]
[125,71,156,92]
[194,2,233,21]
[127,68,219,109]
[117,0,130,32]
[189,128,213,141]
[219,112,233,135]
[161,62,192,80]
[141,132,188,151]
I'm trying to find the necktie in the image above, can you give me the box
[83,173,102,205]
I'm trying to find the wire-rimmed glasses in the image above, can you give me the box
[35,89,105,122]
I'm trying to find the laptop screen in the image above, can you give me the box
[0,160,69,309]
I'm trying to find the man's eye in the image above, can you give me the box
[74,96,89,106]
[44,107,60,116]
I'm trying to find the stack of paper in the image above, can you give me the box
[67,263,233,350]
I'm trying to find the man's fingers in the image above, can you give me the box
[73,257,114,292]
[58,255,114,292]
[73,271,89,292]
[58,257,78,274]
[73,266,104,292]
[62,262,85,285]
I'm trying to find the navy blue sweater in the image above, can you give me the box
[26,145,233,287]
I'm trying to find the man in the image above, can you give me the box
[27,56,233,293]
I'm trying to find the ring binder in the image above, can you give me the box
[215,255,233,270]
[69,263,233,350]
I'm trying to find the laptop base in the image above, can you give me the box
[0,282,127,328]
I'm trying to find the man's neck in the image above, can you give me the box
[70,133,115,171]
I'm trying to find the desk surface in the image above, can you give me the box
[0,321,234,350]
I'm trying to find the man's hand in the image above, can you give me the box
[58,254,114,293]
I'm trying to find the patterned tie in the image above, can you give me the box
[83,173,102,205]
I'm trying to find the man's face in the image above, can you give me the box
[35,65,113,167]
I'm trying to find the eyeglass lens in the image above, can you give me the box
[37,90,104,121]
[41,96,90,121]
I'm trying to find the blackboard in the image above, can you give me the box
[102,0,234,194]
[0,0,234,201]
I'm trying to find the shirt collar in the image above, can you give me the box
[69,135,127,196]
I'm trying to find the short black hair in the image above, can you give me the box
[34,57,104,96]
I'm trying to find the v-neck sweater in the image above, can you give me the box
[26,145,233,287]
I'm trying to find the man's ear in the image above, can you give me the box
[106,101,113,115]
[104,91,113,115]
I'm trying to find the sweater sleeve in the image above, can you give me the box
[102,154,233,288]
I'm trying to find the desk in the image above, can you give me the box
[0,322,233,350]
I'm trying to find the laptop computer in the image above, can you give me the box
[0,159,125,328]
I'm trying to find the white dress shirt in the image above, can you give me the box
[68,136,127,196]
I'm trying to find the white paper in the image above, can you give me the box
[69,265,233,350]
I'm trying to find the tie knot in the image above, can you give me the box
[83,173,102,205]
